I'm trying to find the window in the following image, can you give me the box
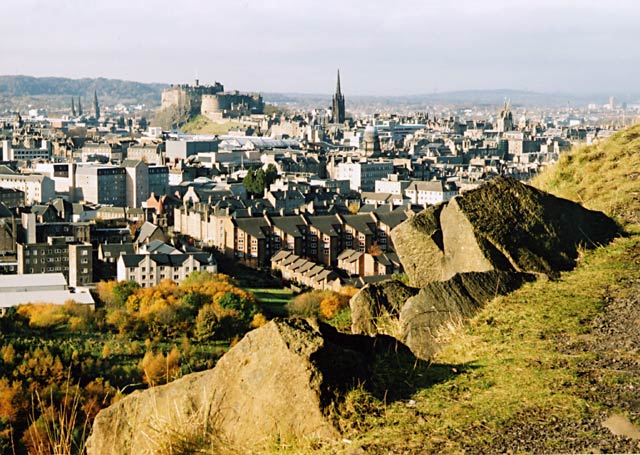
[82,250,88,256]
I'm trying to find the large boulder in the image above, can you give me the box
[350,271,536,359]
[400,271,537,358]
[86,318,413,455]
[392,176,619,288]
[350,280,419,336]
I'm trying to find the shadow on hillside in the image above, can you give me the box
[371,355,480,403]
[206,247,283,288]
[316,322,479,403]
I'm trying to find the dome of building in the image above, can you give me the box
[363,125,378,140]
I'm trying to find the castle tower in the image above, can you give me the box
[332,69,345,124]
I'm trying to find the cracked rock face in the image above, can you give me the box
[392,176,619,288]
[351,271,536,359]
[86,318,412,455]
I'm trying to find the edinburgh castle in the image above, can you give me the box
[161,79,264,120]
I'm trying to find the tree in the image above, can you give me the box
[243,168,257,195]
[217,292,256,323]
[252,169,266,196]
[265,164,278,188]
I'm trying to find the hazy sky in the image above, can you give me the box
[1,0,639,95]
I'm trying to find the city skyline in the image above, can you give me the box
[1,0,639,96]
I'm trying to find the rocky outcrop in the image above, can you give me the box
[400,271,536,358]
[351,271,536,359]
[352,177,618,359]
[392,176,619,288]
[350,280,419,336]
[86,318,413,455]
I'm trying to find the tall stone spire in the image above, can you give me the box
[78,97,83,116]
[71,97,76,117]
[332,69,345,124]
[93,90,100,120]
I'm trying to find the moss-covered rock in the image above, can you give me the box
[400,271,537,359]
[350,280,419,336]
[392,176,619,288]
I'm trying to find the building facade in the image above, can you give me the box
[17,237,93,286]
[75,164,126,206]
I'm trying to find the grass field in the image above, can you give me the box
[180,115,245,135]
[247,287,295,317]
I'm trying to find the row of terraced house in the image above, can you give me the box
[174,203,410,270]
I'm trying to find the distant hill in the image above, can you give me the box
[264,89,640,109]
[1,75,638,113]
[0,75,167,112]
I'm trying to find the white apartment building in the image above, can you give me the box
[336,159,394,192]
[75,164,126,206]
[123,159,149,208]
[118,252,217,287]
[375,175,410,195]
[405,180,459,206]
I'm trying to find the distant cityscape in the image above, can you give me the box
[0,71,635,307]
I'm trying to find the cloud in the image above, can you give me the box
[1,0,639,94]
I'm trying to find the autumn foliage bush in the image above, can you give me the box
[288,286,358,320]
[0,271,269,454]
[98,272,263,340]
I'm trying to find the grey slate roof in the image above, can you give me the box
[234,217,270,239]
[342,214,376,235]
[307,214,341,236]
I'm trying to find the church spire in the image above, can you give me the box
[332,69,345,124]
[93,90,100,120]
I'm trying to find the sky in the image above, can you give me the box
[1,0,639,96]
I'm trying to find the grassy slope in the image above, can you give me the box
[256,125,640,454]
[180,115,244,135]
[534,124,640,225]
